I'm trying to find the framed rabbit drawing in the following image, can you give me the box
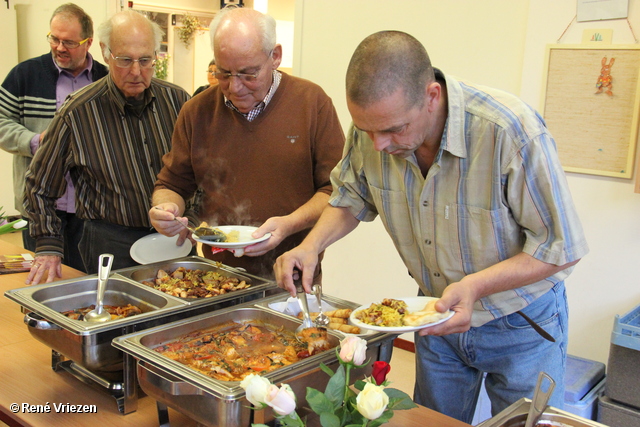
[542,44,640,178]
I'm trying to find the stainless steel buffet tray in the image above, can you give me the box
[116,256,278,305]
[4,257,279,374]
[113,303,396,427]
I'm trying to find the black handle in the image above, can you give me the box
[516,311,556,343]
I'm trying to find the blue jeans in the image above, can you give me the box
[414,282,568,424]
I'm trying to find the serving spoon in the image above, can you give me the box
[153,207,226,242]
[84,254,114,323]
[295,288,315,341]
[312,284,330,328]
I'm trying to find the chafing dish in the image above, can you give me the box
[6,274,190,371]
[4,256,279,414]
[113,304,395,427]
[116,256,279,305]
[478,398,609,427]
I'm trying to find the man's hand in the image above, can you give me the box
[243,216,290,257]
[417,280,478,336]
[25,254,63,285]
[274,246,319,296]
[149,203,191,245]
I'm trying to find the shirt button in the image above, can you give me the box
[433,272,441,277]
[422,200,429,207]
[425,239,431,245]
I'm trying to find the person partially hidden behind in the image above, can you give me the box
[0,3,108,271]
[274,31,589,423]
[150,6,344,280]
[24,10,190,284]
[193,58,218,96]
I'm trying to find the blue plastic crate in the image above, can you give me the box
[565,377,606,420]
[565,355,605,404]
[611,304,640,351]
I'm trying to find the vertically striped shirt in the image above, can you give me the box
[329,71,589,326]
[25,75,190,256]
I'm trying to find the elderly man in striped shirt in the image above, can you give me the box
[275,31,589,423]
[24,10,190,284]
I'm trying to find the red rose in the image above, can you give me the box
[372,361,391,385]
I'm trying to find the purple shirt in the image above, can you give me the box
[30,54,96,213]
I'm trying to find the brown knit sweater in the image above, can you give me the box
[155,73,345,278]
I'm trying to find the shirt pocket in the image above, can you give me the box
[447,203,518,268]
[369,185,415,247]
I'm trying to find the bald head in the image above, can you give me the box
[96,9,164,56]
[346,31,435,110]
[210,6,276,58]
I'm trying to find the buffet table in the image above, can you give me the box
[0,238,471,427]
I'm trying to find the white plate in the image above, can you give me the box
[192,225,271,248]
[130,233,193,264]
[349,297,454,333]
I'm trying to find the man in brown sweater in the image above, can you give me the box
[150,7,344,279]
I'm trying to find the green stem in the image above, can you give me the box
[344,363,352,405]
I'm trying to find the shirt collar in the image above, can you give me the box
[52,52,94,78]
[106,75,155,115]
[437,69,467,159]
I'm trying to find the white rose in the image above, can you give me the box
[240,374,271,407]
[356,382,389,420]
[339,335,367,365]
[264,383,297,416]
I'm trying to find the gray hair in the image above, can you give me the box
[346,31,435,109]
[96,10,164,57]
[51,3,94,40]
[209,6,276,57]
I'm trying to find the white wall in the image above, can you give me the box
[295,0,640,365]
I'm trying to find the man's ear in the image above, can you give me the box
[100,42,109,63]
[270,44,283,70]
[425,81,441,112]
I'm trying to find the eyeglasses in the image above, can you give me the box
[214,50,273,83]
[46,32,90,49]
[109,50,157,69]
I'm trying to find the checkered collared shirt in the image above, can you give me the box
[225,70,282,121]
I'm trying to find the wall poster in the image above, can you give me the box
[542,44,640,179]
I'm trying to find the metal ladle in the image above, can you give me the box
[524,371,556,427]
[84,254,114,323]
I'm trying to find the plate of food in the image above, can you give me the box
[130,233,193,265]
[192,225,271,249]
[350,297,454,333]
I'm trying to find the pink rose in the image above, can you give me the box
[339,335,367,365]
[264,383,297,416]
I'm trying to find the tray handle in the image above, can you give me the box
[24,312,62,330]
[138,360,203,396]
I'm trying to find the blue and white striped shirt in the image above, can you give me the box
[329,71,589,326]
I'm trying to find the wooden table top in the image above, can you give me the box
[0,238,470,427]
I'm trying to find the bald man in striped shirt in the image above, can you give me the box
[25,10,190,284]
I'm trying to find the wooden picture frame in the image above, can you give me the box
[541,44,640,178]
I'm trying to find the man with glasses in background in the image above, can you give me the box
[24,9,190,284]
[0,3,108,271]
[149,6,344,280]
